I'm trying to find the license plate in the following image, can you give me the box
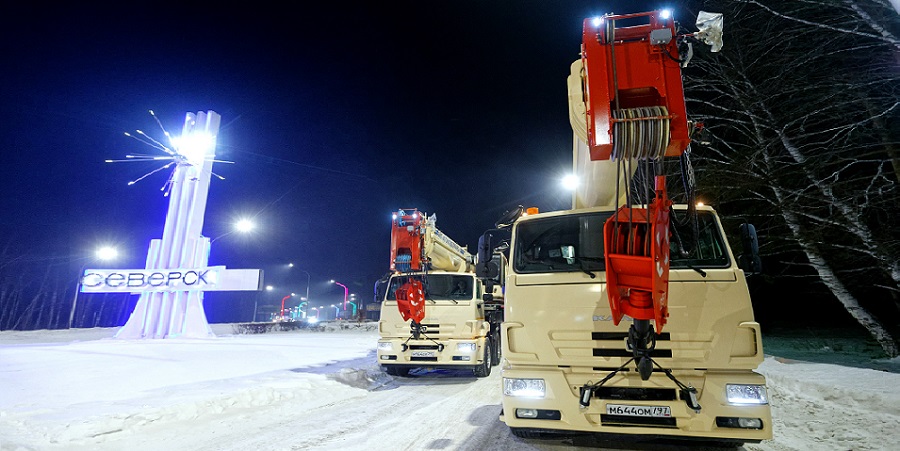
[410,351,435,357]
[606,404,671,418]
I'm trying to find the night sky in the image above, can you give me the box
[1,1,667,318]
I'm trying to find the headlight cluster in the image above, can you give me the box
[726,384,769,405]
[377,342,393,351]
[456,343,477,352]
[503,378,546,398]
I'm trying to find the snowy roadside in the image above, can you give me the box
[2,324,900,451]
[749,356,900,451]
[0,323,384,450]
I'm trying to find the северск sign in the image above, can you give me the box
[80,266,263,293]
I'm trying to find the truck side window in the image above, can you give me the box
[670,211,730,268]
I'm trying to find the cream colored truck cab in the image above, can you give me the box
[498,204,772,445]
[377,209,505,378]
[377,270,503,377]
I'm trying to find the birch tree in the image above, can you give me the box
[684,0,899,356]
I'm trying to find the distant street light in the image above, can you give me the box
[69,246,119,329]
[330,304,340,319]
[350,293,361,320]
[330,280,348,311]
[210,218,255,244]
[298,299,308,318]
[252,285,275,322]
[280,294,293,320]
[289,263,311,318]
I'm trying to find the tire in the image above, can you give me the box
[474,341,492,377]
[384,365,410,377]
[490,333,501,366]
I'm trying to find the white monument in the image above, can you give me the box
[83,110,262,339]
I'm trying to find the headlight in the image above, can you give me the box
[457,343,477,352]
[503,378,545,398]
[726,384,769,405]
[377,342,393,351]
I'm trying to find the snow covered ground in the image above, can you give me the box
[1,323,898,451]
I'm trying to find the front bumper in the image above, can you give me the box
[500,366,772,442]
[377,337,486,367]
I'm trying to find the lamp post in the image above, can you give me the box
[289,263,311,317]
[330,279,348,311]
[349,293,361,320]
[253,285,274,322]
[330,304,340,320]
[279,293,296,320]
[298,298,308,319]
[69,246,118,329]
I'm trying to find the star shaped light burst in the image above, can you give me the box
[106,110,233,196]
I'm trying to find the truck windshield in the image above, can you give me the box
[386,275,474,300]
[513,210,730,274]
[514,212,611,274]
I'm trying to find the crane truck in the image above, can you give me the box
[484,10,772,446]
[376,209,504,377]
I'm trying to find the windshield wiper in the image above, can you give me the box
[571,256,601,279]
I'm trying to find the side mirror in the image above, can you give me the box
[738,223,762,274]
[495,205,525,228]
[476,233,500,279]
[373,273,390,303]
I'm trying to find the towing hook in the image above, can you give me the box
[437,344,444,352]
[637,356,653,381]
[401,343,408,352]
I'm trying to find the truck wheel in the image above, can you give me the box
[384,365,410,377]
[491,335,501,366]
[474,341,492,377]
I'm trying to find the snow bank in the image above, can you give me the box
[754,357,900,451]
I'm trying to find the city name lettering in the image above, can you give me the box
[82,269,218,290]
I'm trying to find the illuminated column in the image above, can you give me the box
[116,111,221,339]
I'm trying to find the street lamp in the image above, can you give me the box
[69,246,118,329]
[279,293,297,320]
[289,263,311,317]
[330,279,348,311]
[210,218,255,244]
[252,285,275,322]
[350,293,361,320]
[330,304,340,320]
[297,297,308,319]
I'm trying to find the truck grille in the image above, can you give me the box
[411,323,445,336]
[591,332,672,358]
